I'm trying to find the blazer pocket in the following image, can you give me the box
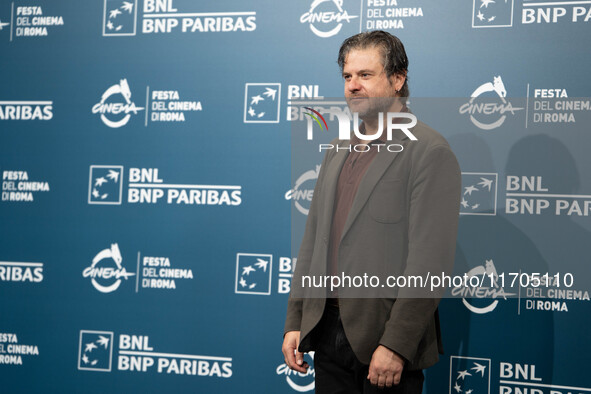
[368,180,404,223]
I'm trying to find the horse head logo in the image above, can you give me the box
[492,76,506,98]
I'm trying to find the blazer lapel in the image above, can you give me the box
[318,140,350,238]
[340,138,410,243]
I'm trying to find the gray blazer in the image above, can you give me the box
[285,120,461,370]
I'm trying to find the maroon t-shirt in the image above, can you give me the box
[327,127,385,284]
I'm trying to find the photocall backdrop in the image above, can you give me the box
[1,0,590,393]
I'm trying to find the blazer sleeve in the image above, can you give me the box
[378,143,461,362]
[284,144,336,334]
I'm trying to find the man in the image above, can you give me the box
[282,31,461,393]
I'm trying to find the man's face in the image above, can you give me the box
[342,47,404,120]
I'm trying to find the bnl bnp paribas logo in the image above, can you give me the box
[234,253,295,295]
[243,83,281,123]
[78,331,233,377]
[459,76,523,130]
[449,356,491,394]
[472,0,591,27]
[235,253,273,295]
[103,0,256,36]
[92,79,144,128]
[78,331,114,371]
[472,0,514,28]
[82,243,135,293]
[103,0,137,36]
[460,173,498,216]
[300,0,358,38]
[88,165,124,205]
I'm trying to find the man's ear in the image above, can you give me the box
[389,72,406,92]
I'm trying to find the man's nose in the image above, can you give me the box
[347,76,361,92]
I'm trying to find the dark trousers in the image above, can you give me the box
[312,304,424,394]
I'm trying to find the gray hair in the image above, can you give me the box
[337,30,409,98]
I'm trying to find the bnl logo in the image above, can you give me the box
[460,173,498,216]
[472,0,514,28]
[78,330,114,372]
[103,0,137,36]
[88,165,124,205]
[244,83,281,123]
[234,253,294,295]
[235,253,273,295]
[449,356,491,394]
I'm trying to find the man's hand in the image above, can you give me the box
[282,331,309,373]
[367,345,405,388]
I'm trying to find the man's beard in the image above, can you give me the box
[347,96,397,121]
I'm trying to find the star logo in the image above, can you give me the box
[78,331,114,372]
[235,254,273,295]
[103,0,137,36]
[464,185,478,196]
[460,173,498,216]
[472,362,487,377]
[244,83,281,123]
[88,165,124,205]
[472,0,513,28]
[457,370,472,380]
[450,356,491,394]
[480,0,495,8]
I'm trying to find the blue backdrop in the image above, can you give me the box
[1,0,590,393]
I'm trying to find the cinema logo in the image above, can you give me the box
[276,352,315,392]
[0,100,52,120]
[92,79,144,128]
[451,259,515,314]
[459,76,523,130]
[286,166,320,216]
[0,18,9,36]
[82,243,135,293]
[300,0,358,38]
[78,330,232,378]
